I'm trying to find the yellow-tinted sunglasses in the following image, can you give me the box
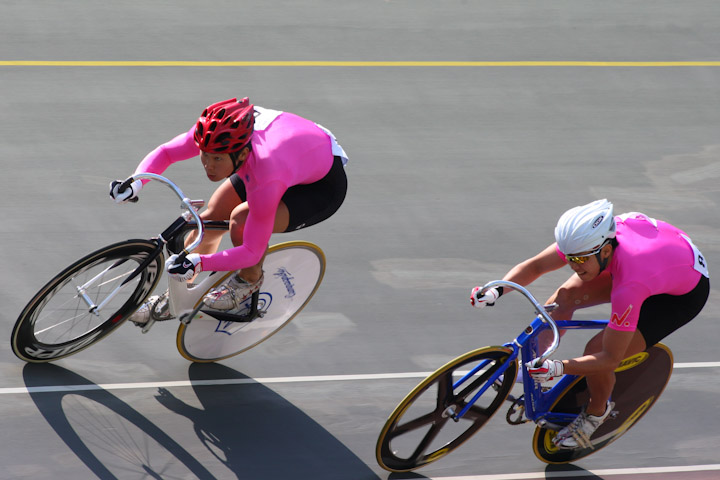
[565,243,606,265]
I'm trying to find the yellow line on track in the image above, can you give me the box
[1,60,720,67]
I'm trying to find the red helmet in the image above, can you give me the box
[193,97,255,153]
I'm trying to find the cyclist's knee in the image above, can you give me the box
[200,205,228,223]
[549,285,581,319]
[583,331,604,355]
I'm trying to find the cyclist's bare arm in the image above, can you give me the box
[501,243,566,292]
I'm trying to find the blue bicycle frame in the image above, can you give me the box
[452,280,609,430]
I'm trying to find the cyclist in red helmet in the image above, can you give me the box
[110,98,349,324]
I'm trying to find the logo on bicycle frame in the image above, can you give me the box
[274,267,296,299]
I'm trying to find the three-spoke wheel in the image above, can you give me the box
[376,346,518,472]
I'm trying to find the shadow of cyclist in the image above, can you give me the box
[23,363,216,479]
[155,362,381,480]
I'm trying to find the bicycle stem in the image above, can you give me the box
[130,173,206,255]
[479,280,560,365]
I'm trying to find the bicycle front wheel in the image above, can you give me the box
[533,343,673,463]
[176,241,325,362]
[376,346,518,472]
[12,240,164,363]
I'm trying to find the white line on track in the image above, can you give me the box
[2,361,718,395]
[426,464,720,479]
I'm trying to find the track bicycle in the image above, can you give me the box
[376,280,673,470]
[12,173,325,363]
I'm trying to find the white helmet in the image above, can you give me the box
[554,199,616,255]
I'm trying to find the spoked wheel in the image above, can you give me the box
[376,346,518,472]
[176,241,325,362]
[533,343,673,463]
[12,240,163,363]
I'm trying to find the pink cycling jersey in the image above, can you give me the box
[134,109,338,272]
[557,213,708,332]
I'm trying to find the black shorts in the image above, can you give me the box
[636,275,710,347]
[230,155,347,232]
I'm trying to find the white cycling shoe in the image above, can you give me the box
[203,272,264,311]
[129,290,174,325]
[553,401,615,449]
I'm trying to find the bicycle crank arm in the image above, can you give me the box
[199,291,264,323]
[178,302,205,326]
[506,395,530,425]
[198,309,261,323]
[536,418,564,431]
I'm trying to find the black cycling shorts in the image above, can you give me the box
[636,275,709,347]
[230,155,347,232]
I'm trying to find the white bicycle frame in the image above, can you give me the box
[127,173,240,333]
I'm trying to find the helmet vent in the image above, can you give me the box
[216,132,232,145]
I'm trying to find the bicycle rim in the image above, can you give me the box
[12,240,163,362]
[376,346,517,472]
[175,241,326,362]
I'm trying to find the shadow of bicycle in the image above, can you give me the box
[23,363,215,479]
[24,362,381,479]
[157,362,380,479]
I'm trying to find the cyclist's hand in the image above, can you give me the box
[526,358,564,383]
[470,286,499,308]
[109,178,143,204]
[166,253,202,282]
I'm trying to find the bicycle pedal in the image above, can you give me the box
[506,395,529,425]
[140,317,156,334]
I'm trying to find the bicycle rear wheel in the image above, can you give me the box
[376,346,518,472]
[12,240,163,362]
[175,241,325,362]
[533,343,673,463]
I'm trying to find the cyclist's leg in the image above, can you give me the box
[185,178,242,255]
[546,270,613,320]
[228,199,289,283]
[635,274,709,347]
[581,328,646,416]
[582,274,709,415]
[229,155,347,282]
[535,271,613,350]
[541,272,614,417]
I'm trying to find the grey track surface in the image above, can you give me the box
[2,1,720,479]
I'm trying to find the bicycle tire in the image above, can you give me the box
[175,241,326,362]
[376,346,518,472]
[12,240,164,363]
[532,343,673,463]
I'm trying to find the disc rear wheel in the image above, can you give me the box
[176,241,325,362]
[533,343,673,463]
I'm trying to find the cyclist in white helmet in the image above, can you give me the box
[471,199,709,449]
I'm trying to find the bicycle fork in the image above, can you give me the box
[444,350,520,422]
[76,253,158,315]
